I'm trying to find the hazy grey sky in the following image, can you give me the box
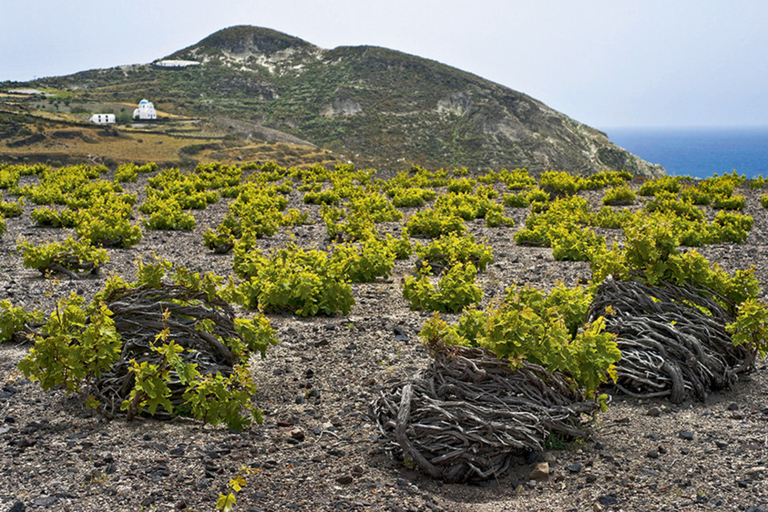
[2,0,766,129]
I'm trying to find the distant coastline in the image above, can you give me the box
[604,126,768,179]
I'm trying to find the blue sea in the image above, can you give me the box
[603,127,768,179]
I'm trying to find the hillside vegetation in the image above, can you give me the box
[1,25,663,176]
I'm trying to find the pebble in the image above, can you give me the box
[715,440,728,449]
[646,450,659,459]
[679,431,694,441]
[585,473,598,483]
[515,484,525,494]
[646,407,662,417]
[598,495,618,507]
[530,462,549,480]
[32,497,58,507]
[566,463,583,473]
[8,502,25,512]
[727,402,740,411]
[336,475,354,485]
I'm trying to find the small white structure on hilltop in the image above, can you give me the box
[133,99,157,120]
[153,60,201,69]
[90,113,115,124]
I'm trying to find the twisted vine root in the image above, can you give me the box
[589,276,755,403]
[371,343,597,483]
[93,284,240,415]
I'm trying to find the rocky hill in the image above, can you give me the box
[5,25,664,176]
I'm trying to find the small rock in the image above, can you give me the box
[330,416,344,427]
[8,501,25,512]
[345,342,357,350]
[681,447,690,455]
[641,468,660,477]
[33,497,58,507]
[646,450,659,459]
[290,429,305,441]
[566,463,583,473]
[645,433,660,441]
[646,407,662,417]
[592,504,603,512]
[727,402,740,411]
[679,431,694,441]
[746,507,767,512]
[598,495,618,507]
[527,479,537,488]
[530,462,549,480]
[542,452,557,464]
[351,465,364,477]
[277,421,294,428]
[745,467,767,479]
[515,484,525,494]
[715,440,728,450]
[585,473,598,483]
[175,500,188,511]
[396,477,409,487]
[336,475,354,485]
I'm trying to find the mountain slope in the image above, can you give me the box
[10,25,664,176]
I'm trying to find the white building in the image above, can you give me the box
[90,113,115,124]
[133,99,157,120]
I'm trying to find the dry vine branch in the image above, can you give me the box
[92,284,240,415]
[371,342,597,483]
[589,276,754,403]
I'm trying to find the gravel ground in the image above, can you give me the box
[1,171,767,512]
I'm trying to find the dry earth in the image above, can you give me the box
[1,171,768,512]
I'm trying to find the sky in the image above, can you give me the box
[1,0,767,129]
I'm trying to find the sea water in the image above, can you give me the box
[603,127,768,179]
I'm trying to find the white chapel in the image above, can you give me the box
[133,99,157,120]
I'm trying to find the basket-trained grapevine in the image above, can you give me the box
[17,237,109,277]
[403,262,483,313]
[18,259,278,430]
[233,244,355,316]
[415,233,493,273]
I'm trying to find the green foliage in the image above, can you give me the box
[76,208,142,248]
[504,168,537,190]
[727,298,768,358]
[17,237,109,275]
[712,193,745,211]
[603,186,636,206]
[680,186,712,205]
[390,187,436,207]
[30,206,79,227]
[420,283,620,397]
[551,227,606,262]
[18,294,122,393]
[447,177,476,194]
[0,194,23,217]
[384,231,413,260]
[0,300,42,343]
[749,175,766,189]
[406,208,466,238]
[403,262,482,313]
[114,163,138,183]
[638,176,681,196]
[539,170,583,196]
[143,200,196,231]
[233,244,354,316]
[514,196,594,248]
[330,238,396,283]
[416,233,493,272]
